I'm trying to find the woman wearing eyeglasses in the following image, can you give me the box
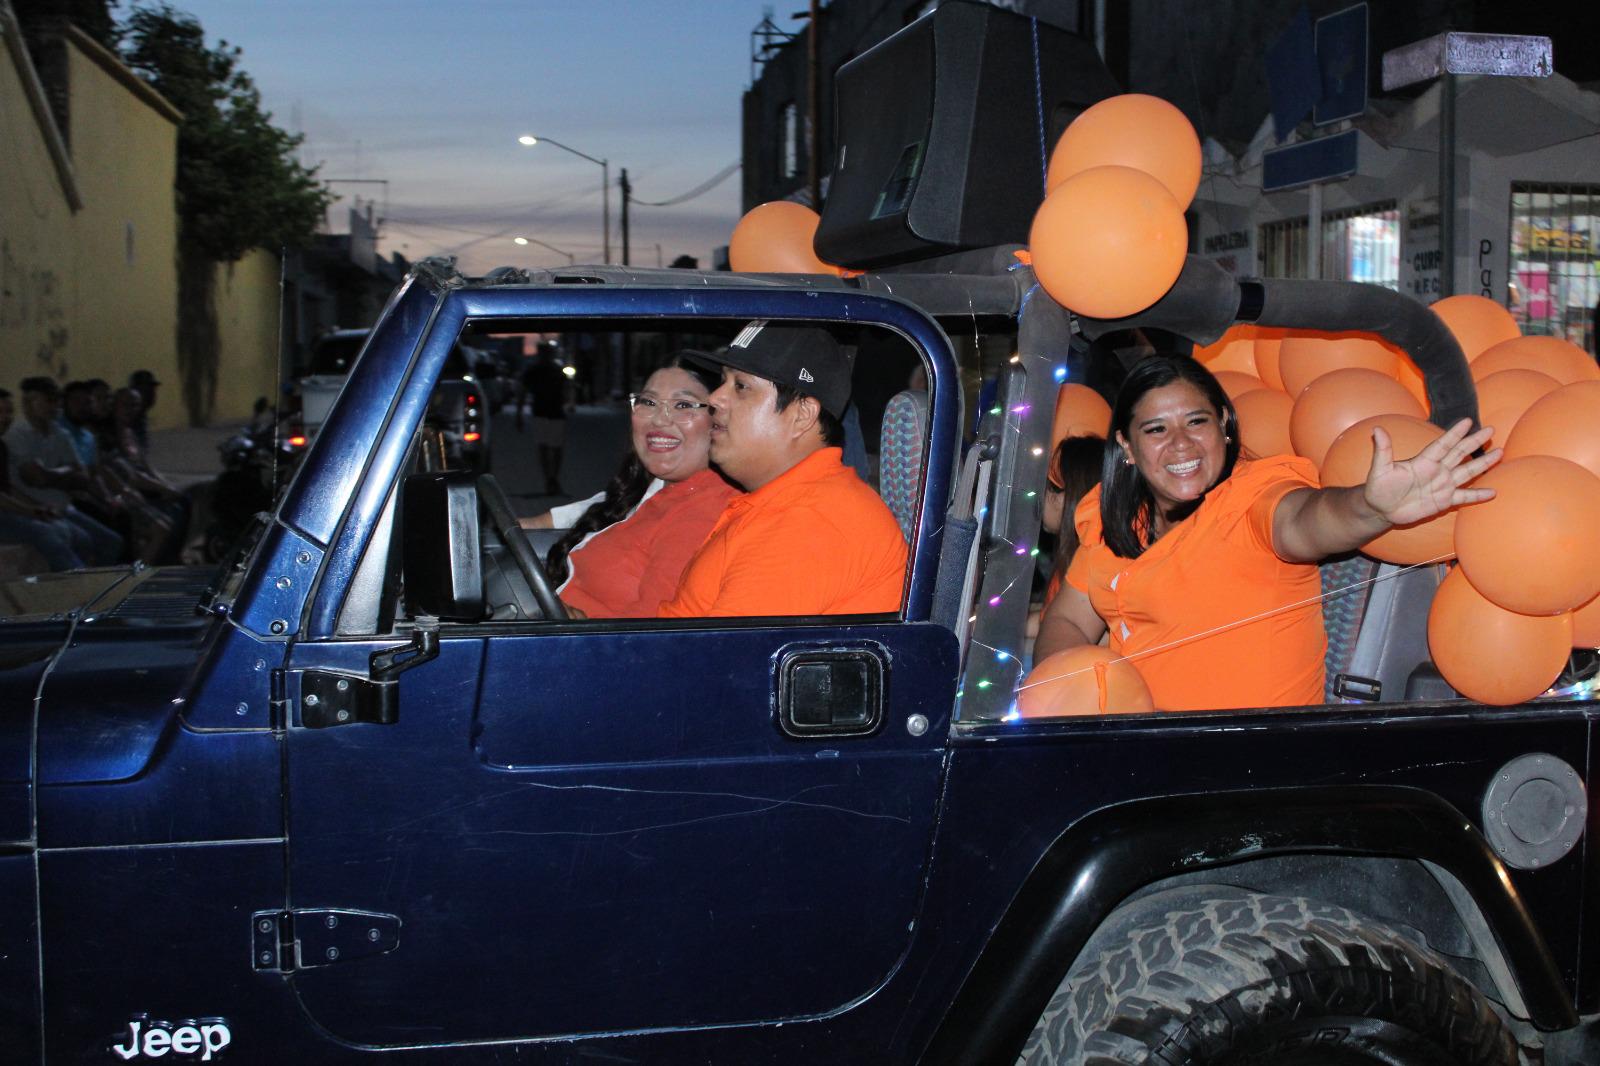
[520,351,740,617]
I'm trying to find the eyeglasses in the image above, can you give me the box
[628,394,713,423]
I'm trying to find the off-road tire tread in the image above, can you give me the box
[1019,891,1518,1065]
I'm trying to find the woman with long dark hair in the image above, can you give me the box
[1032,354,1499,711]
[521,351,739,617]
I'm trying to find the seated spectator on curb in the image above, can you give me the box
[107,386,189,560]
[128,369,161,451]
[0,388,93,572]
[656,324,908,618]
[519,353,741,618]
[5,378,123,565]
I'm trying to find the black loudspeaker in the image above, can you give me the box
[815,0,1120,270]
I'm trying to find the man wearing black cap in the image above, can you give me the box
[656,322,907,617]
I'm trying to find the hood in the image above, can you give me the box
[0,567,136,624]
[0,569,219,821]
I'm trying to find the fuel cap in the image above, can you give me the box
[1481,753,1586,870]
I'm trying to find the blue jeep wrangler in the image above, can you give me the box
[3,4,1596,1063]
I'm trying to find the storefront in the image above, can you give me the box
[1193,72,1600,356]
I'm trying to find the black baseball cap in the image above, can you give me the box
[692,322,851,417]
[130,369,161,388]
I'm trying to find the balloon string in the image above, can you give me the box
[1014,554,1453,694]
[1031,18,1047,195]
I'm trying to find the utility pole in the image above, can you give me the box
[620,168,632,266]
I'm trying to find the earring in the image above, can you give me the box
[1122,455,1135,466]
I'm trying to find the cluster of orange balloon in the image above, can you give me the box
[726,201,848,275]
[1029,95,1200,319]
[1018,296,1600,716]
[1200,295,1600,705]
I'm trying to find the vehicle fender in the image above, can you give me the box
[919,784,1575,1065]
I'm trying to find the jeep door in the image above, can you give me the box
[277,286,962,1051]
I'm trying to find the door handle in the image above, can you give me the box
[776,646,885,738]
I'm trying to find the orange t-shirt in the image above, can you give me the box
[562,469,742,618]
[1064,455,1325,711]
[658,447,907,617]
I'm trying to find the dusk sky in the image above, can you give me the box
[172,1,785,274]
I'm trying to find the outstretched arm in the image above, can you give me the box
[1272,418,1501,564]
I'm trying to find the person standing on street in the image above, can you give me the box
[517,346,572,496]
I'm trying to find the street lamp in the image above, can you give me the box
[518,134,609,264]
[512,235,576,265]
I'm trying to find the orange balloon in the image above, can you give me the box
[1212,370,1266,401]
[1051,383,1112,444]
[1504,381,1600,480]
[1233,388,1294,459]
[1289,367,1425,468]
[1428,566,1572,705]
[728,202,837,274]
[1470,335,1600,386]
[1046,94,1201,208]
[1017,646,1155,717]
[1454,455,1600,615]
[1395,354,1430,415]
[1474,369,1560,449]
[1431,294,1521,363]
[1573,593,1600,649]
[1193,326,1259,376]
[1030,166,1187,319]
[1277,334,1400,397]
[1319,414,1456,564]
[1253,329,1288,391]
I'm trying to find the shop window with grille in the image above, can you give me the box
[1510,183,1599,355]
[1258,202,1400,289]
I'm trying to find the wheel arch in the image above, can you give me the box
[918,784,1575,1065]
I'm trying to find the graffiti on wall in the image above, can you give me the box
[0,238,72,380]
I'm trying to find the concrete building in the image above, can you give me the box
[741,0,1599,350]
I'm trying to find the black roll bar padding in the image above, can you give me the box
[1076,255,1479,432]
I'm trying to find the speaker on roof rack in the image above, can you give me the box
[815,0,1121,271]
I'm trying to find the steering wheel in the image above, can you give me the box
[475,473,569,620]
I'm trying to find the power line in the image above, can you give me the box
[629,161,741,207]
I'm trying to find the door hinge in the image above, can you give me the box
[298,624,439,728]
[251,908,400,973]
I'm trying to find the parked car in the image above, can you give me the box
[288,328,491,471]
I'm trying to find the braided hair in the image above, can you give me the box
[545,351,721,585]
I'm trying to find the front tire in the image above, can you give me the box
[1020,888,1518,1066]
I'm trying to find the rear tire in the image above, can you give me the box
[1020,888,1518,1066]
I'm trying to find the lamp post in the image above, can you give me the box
[512,236,576,265]
[518,134,610,264]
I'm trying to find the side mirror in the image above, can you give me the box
[402,471,484,621]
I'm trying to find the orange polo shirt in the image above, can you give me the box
[658,447,907,617]
[1065,455,1325,711]
[562,469,742,618]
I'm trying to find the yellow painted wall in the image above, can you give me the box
[1,26,282,429]
[63,33,183,428]
[213,249,283,420]
[0,27,75,394]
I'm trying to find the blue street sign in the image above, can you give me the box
[1315,3,1369,125]
[1266,5,1320,143]
[1262,129,1359,192]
